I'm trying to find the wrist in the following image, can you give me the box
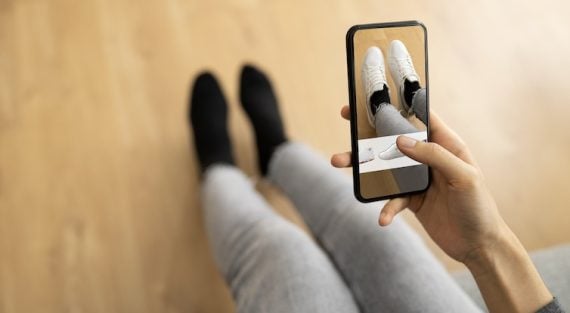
[463,224,522,277]
[463,223,553,312]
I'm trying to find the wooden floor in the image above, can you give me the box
[1,0,570,312]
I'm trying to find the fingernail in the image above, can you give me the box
[379,212,391,226]
[398,136,417,148]
[378,212,386,226]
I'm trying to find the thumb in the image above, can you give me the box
[396,136,473,182]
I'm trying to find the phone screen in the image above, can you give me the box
[347,22,430,201]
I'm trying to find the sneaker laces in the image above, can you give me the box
[365,65,386,93]
[393,57,418,82]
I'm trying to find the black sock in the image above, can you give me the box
[403,79,421,108]
[189,72,234,173]
[370,84,391,113]
[239,65,287,176]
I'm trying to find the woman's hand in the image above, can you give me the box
[332,106,553,312]
[331,106,505,264]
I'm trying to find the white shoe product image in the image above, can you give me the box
[361,46,388,128]
[359,147,375,164]
[388,40,420,115]
[378,142,405,160]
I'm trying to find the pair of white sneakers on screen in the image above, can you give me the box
[360,40,421,161]
[361,40,420,128]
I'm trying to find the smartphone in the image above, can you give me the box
[346,20,430,202]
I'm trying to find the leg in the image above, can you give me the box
[190,71,358,313]
[202,165,359,313]
[411,88,427,125]
[269,142,482,313]
[374,104,418,136]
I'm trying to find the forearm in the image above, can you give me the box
[465,225,553,313]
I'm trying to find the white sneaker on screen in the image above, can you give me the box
[378,142,405,160]
[362,46,388,128]
[359,147,375,164]
[388,40,420,116]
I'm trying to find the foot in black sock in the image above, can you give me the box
[369,84,391,114]
[239,65,287,175]
[403,79,421,109]
[189,72,234,173]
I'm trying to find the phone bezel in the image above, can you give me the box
[346,20,431,203]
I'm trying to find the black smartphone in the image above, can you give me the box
[346,20,431,202]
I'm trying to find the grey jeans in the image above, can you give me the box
[374,88,428,192]
[202,141,481,313]
[374,88,427,136]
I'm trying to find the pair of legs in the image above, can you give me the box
[190,65,481,312]
[361,40,429,192]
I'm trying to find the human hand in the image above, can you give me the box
[331,106,507,264]
[332,106,554,312]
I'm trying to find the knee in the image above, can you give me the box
[249,218,312,252]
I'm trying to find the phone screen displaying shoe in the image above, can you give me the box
[346,21,430,202]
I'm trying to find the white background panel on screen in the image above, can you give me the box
[358,131,427,173]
